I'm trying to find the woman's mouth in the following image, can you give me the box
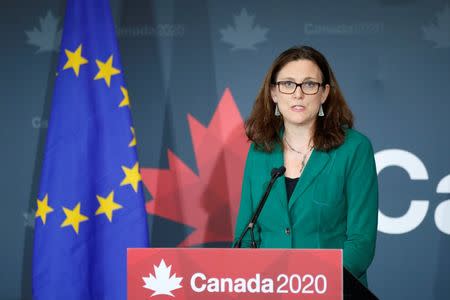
[290,105,305,112]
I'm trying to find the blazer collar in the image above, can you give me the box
[269,141,330,210]
[288,149,329,209]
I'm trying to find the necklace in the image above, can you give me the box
[284,136,313,175]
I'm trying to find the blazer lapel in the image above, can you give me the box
[267,144,288,210]
[288,149,330,210]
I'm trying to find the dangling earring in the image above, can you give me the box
[275,104,281,116]
[318,104,324,117]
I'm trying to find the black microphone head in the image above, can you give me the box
[271,166,286,177]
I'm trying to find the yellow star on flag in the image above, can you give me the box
[129,127,137,147]
[63,44,88,77]
[61,202,89,234]
[35,194,54,224]
[119,86,130,107]
[120,162,142,192]
[95,191,123,222]
[94,55,120,87]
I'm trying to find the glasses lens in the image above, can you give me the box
[302,81,319,95]
[279,81,296,94]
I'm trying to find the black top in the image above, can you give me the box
[285,177,299,202]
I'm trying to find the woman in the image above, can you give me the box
[233,45,378,288]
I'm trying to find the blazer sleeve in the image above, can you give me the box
[343,136,379,278]
[232,144,261,248]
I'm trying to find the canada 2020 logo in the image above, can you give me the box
[141,259,329,298]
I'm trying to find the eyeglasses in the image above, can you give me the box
[275,80,324,95]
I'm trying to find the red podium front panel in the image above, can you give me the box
[128,248,342,299]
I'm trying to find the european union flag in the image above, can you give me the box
[32,0,149,299]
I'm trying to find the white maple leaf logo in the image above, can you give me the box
[25,10,62,53]
[142,259,183,297]
[422,4,450,48]
[220,8,268,50]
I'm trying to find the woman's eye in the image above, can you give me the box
[283,81,295,88]
[304,81,316,88]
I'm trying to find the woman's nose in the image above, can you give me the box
[293,85,304,98]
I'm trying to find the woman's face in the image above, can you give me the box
[271,59,330,128]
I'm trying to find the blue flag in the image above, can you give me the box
[32,0,149,299]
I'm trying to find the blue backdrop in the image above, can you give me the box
[1,0,449,299]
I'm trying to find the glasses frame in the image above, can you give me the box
[275,80,325,95]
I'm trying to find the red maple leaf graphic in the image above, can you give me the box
[141,88,250,247]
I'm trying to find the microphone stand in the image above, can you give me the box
[234,166,286,248]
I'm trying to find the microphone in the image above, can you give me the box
[234,166,286,248]
[271,166,286,178]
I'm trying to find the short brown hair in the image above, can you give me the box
[245,45,353,152]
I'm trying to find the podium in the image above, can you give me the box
[128,248,358,299]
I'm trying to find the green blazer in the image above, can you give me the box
[233,128,378,287]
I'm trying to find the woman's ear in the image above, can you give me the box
[271,87,278,103]
[321,84,330,104]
